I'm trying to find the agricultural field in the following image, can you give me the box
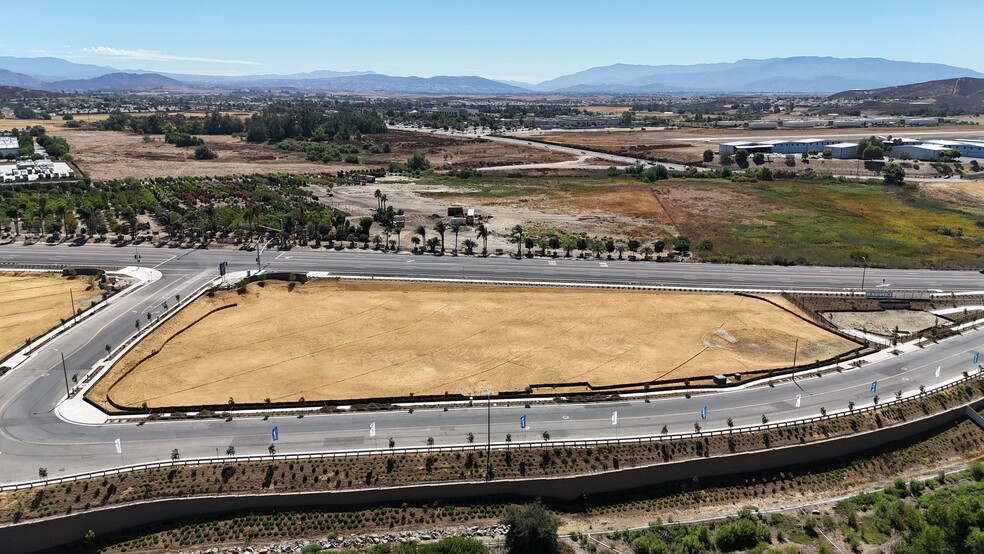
[0,273,102,362]
[59,128,573,180]
[89,280,856,409]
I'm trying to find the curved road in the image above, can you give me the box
[1,243,983,485]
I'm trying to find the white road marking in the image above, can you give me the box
[599,262,608,268]
[548,261,557,266]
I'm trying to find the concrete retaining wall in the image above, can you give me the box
[3,399,979,553]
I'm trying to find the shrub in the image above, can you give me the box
[193,145,217,160]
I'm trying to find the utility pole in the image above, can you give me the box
[860,256,868,290]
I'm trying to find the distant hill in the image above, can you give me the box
[532,57,984,93]
[43,72,188,91]
[830,77,984,109]
[0,69,44,89]
[0,56,117,81]
[271,74,529,94]
[0,85,64,100]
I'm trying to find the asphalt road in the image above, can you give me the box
[1,243,983,484]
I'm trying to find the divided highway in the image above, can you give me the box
[1,243,983,485]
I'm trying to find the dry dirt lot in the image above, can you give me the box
[60,128,575,180]
[821,310,946,336]
[91,280,857,409]
[0,273,102,362]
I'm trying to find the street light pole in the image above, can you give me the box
[860,256,868,290]
[54,350,70,397]
[68,288,78,325]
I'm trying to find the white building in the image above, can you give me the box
[891,144,949,160]
[0,136,18,158]
[828,142,859,159]
[764,139,841,154]
[747,121,779,130]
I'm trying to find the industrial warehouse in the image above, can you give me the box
[719,136,984,161]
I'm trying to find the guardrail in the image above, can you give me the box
[5,371,981,493]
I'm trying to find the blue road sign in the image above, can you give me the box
[272,426,279,441]
[700,406,707,420]
[219,261,228,276]
[520,415,526,429]
[871,381,877,394]
[975,352,979,365]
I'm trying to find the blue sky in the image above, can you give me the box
[5,0,983,82]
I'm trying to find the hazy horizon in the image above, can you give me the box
[5,0,983,82]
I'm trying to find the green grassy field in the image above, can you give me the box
[417,170,984,268]
[692,180,984,268]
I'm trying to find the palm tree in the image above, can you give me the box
[411,236,421,251]
[37,195,48,235]
[476,224,489,257]
[381,194,388,212]
[426,236,440,253]
[55,204,67,235]
[6,205,21,237]
[462,238,477,255]
[383,225,392,251]
[414,225,426,251]
[451,224,461,256]
[395,226,402,251]
[510,225,524,258]
[374,189,382,212]
[434,220,446,253]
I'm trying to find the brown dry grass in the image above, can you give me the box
[60,128,575,180]
[90,280,856,409]
[0,273,102,361]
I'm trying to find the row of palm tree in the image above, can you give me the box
[403,221,492,256]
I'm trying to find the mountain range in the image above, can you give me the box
[0,56,982,95]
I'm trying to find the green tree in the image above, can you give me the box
[734,149,749,165]
[193,145,217,160]
[702,149,714,163]
[752,152,766,165]
[502,501,560,554]
[862,144,885,160]
[631,533,669,554]
[407,152,431,172]
[883,163,906,185]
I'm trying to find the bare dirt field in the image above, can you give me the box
[0,273,102,362]
[61,128,574,180]
[821,310,945,336]
[532,130,708,165]
[61,130,333,180]
[90,280,857,409]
